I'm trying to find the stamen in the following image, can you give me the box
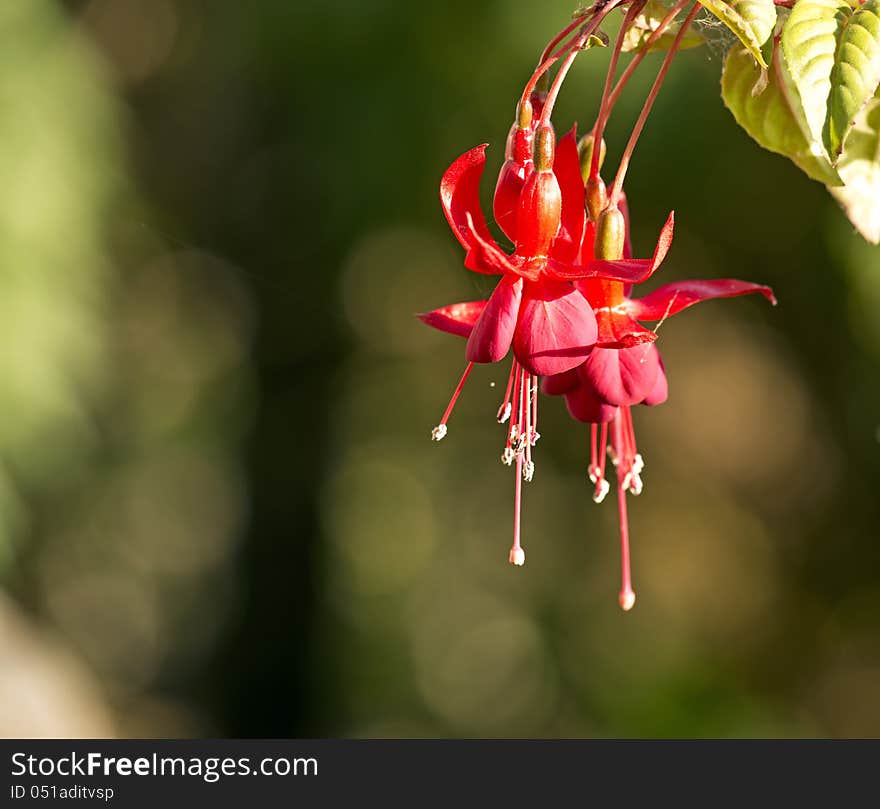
[592,423,611,502]
[517,368,527,447]
[593,478,610,504]
[524,373,534,473]
[431,361,474,441]
[589,424,598,482]
[530,375,539,444]
[509,453,526,566]
[496,362,518,423]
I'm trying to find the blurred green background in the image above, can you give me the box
[0,0,878,738]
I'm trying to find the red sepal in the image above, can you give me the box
[416,300,487,338]
[627,278,777,321]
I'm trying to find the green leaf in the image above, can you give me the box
[697,0,770,68]
[781,0,859,159]
[621,0,706,53]
[730,0,777,48]
[782,0,880,166]
[722,44,842,185]
[824,0,880,159]
[830,90,880,242]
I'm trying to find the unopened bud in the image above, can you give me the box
[577,134,607,182]
[595,206,625,260]
[504,121,517,160]
[534,71,550,96]
[585,175,607,223]
[515,168,562,257]
[533,125,555,172]
[516,97,533,130]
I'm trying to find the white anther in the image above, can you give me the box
[514,435,527,453]
[508,424,520,443]
[628,472,643,496]
[497,402,512,424]
[529,429,540,445]
[431,424,447,442]
[509,546,526,566]
[523,461,535,482]
[501,447,515,466]
[588,464,601,484]
[592,478,610,503]
[607,445,619,466]
[632,453,645,475]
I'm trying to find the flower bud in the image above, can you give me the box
[533,125,555,172]
[577,133,607,183]
[495,114,536,241]
[595,205,626,260]
[516,97,533,130]
[515,163,562,258]
[585,175,607,223]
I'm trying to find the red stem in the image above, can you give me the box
[608,2,699,206]
[589,1,645,181]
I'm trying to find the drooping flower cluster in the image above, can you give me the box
[418,3,776,610]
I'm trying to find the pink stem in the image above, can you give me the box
[608,2,699,206]
[589,1,644,181]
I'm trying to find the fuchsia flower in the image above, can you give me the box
[432,127,672,377]
[542,205,776,609]
[418,123,673,570]
[417,1,779,611]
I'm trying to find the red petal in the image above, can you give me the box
[594,308,657,348]
[551,126,586,263]
[417,300,487,338]
[546,211,674,283]
[627,278,777,321]
[642,354,668,406]
[463,212,516,275]
[440,144,497,252]
[541,367,580,396]
[579,343,660,407]
[465,276,523,363]
[512,282,597,376]
[564,385,618,424]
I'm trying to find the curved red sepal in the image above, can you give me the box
[546,211,674,283]
[627,278,777,321]
[464,212,515,275]
[551,126,586,263]
[416,300,487,338]
[440,144,496,252]
[513,282,598,376]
